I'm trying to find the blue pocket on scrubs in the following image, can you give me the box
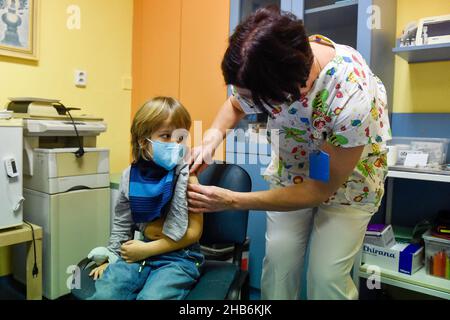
[309,150,330,183]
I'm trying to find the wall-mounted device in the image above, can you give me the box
[416,14,450,46]
[0,119,23,230]
[4,157,19,178]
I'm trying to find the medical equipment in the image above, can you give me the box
[364,224,396,248]
[0,109,13,119]
[10,98,110,299]
[399,21,418,47]
[0,119,24,230]
[416,14,450,46]
[388,137,449,168]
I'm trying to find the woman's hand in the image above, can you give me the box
[120,240,150,263]
[89,262,109,280]
[189,144,216,174]
[188,183,236,213]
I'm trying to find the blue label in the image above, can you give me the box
[309,151,330,183]
[399,244,421,275]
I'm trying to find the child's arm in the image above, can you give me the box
[120,175,203,263]
[90,170,134,279]
[107,170,135,256]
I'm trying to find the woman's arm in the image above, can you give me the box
[188,143,364,212]
[190,96,246,173]
[120,175,204,263]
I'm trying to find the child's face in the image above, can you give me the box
[142,118,189,159]
[150,118,187,143]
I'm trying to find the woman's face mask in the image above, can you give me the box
[145,138,185,170]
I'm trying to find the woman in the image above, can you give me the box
[188,7,391,300]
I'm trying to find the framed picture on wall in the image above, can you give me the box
[0,0,39,60]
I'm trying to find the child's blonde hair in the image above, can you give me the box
[131,97,191,163]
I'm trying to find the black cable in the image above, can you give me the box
[66,109,85,158]
[23,221,39,278]
[53,102,85,158]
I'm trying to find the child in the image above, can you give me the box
[88,97,204,300]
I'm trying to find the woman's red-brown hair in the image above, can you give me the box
[222,5,313,112]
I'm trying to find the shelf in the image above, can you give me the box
[387,169,450,183]
[304,0,358,15]
[305,5,357,29]
[359,264,450,300]
[304,0,358,48]
[393,42,450,63]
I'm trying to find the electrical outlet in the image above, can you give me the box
[122,76,132,91]
[74,70,87,87]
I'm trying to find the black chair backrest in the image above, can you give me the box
[197,163,252,246]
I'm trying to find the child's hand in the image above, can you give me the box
[89,263,109,280]
[120,240,149,263]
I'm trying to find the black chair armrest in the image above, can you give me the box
[71,257,97,300]
[78,257,97,271]
[226,270,250,300]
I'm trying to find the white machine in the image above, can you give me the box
[10,98,111,299]
[0,117,24,230]
[416,14,450,46]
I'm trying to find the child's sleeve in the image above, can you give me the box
[106,167,134,258]
[162,164,190,241]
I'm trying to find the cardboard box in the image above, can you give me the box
[364,224,396,248]
[362,242,424,275]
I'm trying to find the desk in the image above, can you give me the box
[0,223,42,300]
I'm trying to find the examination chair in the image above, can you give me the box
[71,163,252,300]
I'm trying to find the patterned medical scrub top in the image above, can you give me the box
[232,35,392,213]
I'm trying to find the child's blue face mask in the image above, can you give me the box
[146,138,185,170]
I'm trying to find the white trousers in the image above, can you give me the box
[260,205,373,300]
